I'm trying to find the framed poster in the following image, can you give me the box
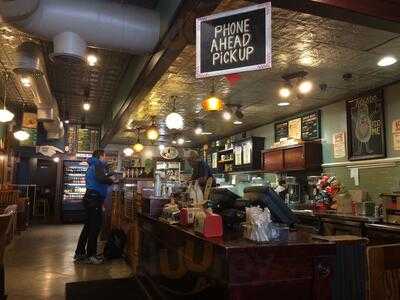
[346,90,386,160]
[196,2,271,78]
[333,132,346,159]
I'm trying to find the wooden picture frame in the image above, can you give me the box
[346,89,386,161]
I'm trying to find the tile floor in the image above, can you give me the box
[4,224,132,300]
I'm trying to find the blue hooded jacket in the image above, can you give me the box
[85,157,112,199]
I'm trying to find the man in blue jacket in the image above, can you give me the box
[74,150,114,264]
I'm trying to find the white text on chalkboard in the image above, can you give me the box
[210,19,254,66]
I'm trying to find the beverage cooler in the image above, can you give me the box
[62,160,88,222]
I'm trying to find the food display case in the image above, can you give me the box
[62,159,88,222]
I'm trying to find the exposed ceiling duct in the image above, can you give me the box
[13,42,64,140]
[0,0,160,62]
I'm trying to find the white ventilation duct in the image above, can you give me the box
[0,0,160,62]
[13,42,64,140]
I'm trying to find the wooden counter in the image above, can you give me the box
[136,213,366,300]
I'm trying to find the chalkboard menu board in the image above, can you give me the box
[274,110,321,142]
[346,90,386,160]
[302,111,321,141]
[66,126,99,154]
[274,121,288,142]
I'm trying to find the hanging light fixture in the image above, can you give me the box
[177,137,185,145]
[0,73,14,123]
[123,147,134,157]
[165,96,184,130]
[14,129,30,141]
[222,110,232,121]
[194,124,203,135]
[82,87,91,111]
[133,129,144,152]
[202,79,224,112]
[133,142,144,152]
[146,117,159,140]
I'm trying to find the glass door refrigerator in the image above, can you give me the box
[62,160,88,222]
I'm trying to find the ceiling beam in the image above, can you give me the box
[100,0,224,147]
[248,0,400,34]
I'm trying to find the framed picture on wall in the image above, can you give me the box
[346,89,386,161]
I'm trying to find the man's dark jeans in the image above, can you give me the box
[75,191,103,257]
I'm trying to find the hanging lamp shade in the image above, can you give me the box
[0,108,14,123]
[165,112,183,130]
[146,118,159,140]
[133,142,144,152]
[0,73,14,123]
[123,147,134,157]
[165,96,184,130]
[202,96,224,111]
[14,129,30,141]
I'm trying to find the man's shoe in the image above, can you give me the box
[85,256,104,265]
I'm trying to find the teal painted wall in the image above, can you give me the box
[245,81,400,201]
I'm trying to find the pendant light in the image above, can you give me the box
[202,79,224,112]
[0,73,14,123]
[123,147,134,157]
[133,129,144,152]
[14,129,30,141]
[13,104,30,141]
[146,117,159,140]
[165,96,184,130]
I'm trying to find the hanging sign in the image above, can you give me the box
[196,2,271,78]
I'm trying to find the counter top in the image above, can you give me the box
[292,209,382,223]
[365,223,400,233]
[138,212,334,251]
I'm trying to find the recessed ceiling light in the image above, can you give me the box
[177,137,185,145]
[86,54,98,66]
[233,120,243,125]
[172,140,177,144]
[201,132,212,135]
[298,80,313,94]
[277,102,290,106]
[185,140,191,143]
[377,56,397,67]
[279,86,291,98]
[222,111,232,120]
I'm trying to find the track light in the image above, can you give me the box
[298,80,313,94]
[279,86,291,98]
